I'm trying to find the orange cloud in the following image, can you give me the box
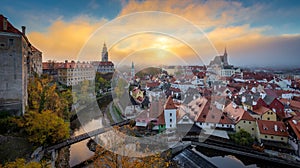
[28,16,107,61]
[26,0,299,67]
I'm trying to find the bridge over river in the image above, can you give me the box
[44,119,131,153]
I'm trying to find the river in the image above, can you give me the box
[69,95,112,167]
[69,117,103,167]
[68,97,282,168]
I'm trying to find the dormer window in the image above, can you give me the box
[263,127,268,130]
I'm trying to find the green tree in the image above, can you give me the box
[229,129,254,146]
[21,110,70,145]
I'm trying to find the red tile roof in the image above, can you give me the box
[288,117,300,140]
[252,106,271,115]
[98,61,114,66]
[42,61,93,70]
[280,98,300,110]
[241,110,256,121]
[0,15,31,45]
[157,111,165,125]
[0,15,22,34]
[164,96,176,109]
[146,81,160,88]
[257,120,288,137]
[196,105,233,124]
[224,102,255,122]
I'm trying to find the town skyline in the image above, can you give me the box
[1,0,300,67]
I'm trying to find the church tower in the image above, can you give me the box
[102,42,108,62]
[223,47,228,65]
[131,61,135,79]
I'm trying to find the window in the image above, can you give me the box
[267,117,270,120]
[8,39,14,46]
[170,119,172,122]
[170,113,172,117]
[271,136,274,139]
[206,123,209,126]
[252,128,254,131]
[281,138,284,140]
[170,124,172,128]
[243,121,246,123]
[249,121,251,124]
[238,126,241,129]
[265,135,268,138]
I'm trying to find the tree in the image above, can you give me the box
[229,129,254,146]
[21,110,70,145]
[95,76,110,92]
[114,78,128,99]
[2,158,47,168]
[27,76,73,119]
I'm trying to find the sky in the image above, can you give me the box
[1,0,300,68]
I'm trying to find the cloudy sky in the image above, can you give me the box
[1,0,300,68]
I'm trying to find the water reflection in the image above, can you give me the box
[69,118,103,167]
[209,155,257,168]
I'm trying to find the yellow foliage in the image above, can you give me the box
[24,110,70,145]
[3,158,43,168]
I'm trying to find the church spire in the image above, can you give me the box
[131,61,135,79]
[223,46,228,65]
[101,42,108,62]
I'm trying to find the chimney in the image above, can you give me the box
[21,26,26,35]
[274,125,278,131]
[3,16,8,31]
[241,96,246,103]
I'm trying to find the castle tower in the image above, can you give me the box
[131,61,135,79]
[101,42,108,62]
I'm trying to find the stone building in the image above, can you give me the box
[29,46,42,76]
[0,15,42,115]
[57,60,95,86]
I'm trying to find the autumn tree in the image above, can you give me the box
[27,75,73,119]
[1,158,48,168]
[20,110,70,145]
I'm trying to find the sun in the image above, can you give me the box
[154,37,169,50]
